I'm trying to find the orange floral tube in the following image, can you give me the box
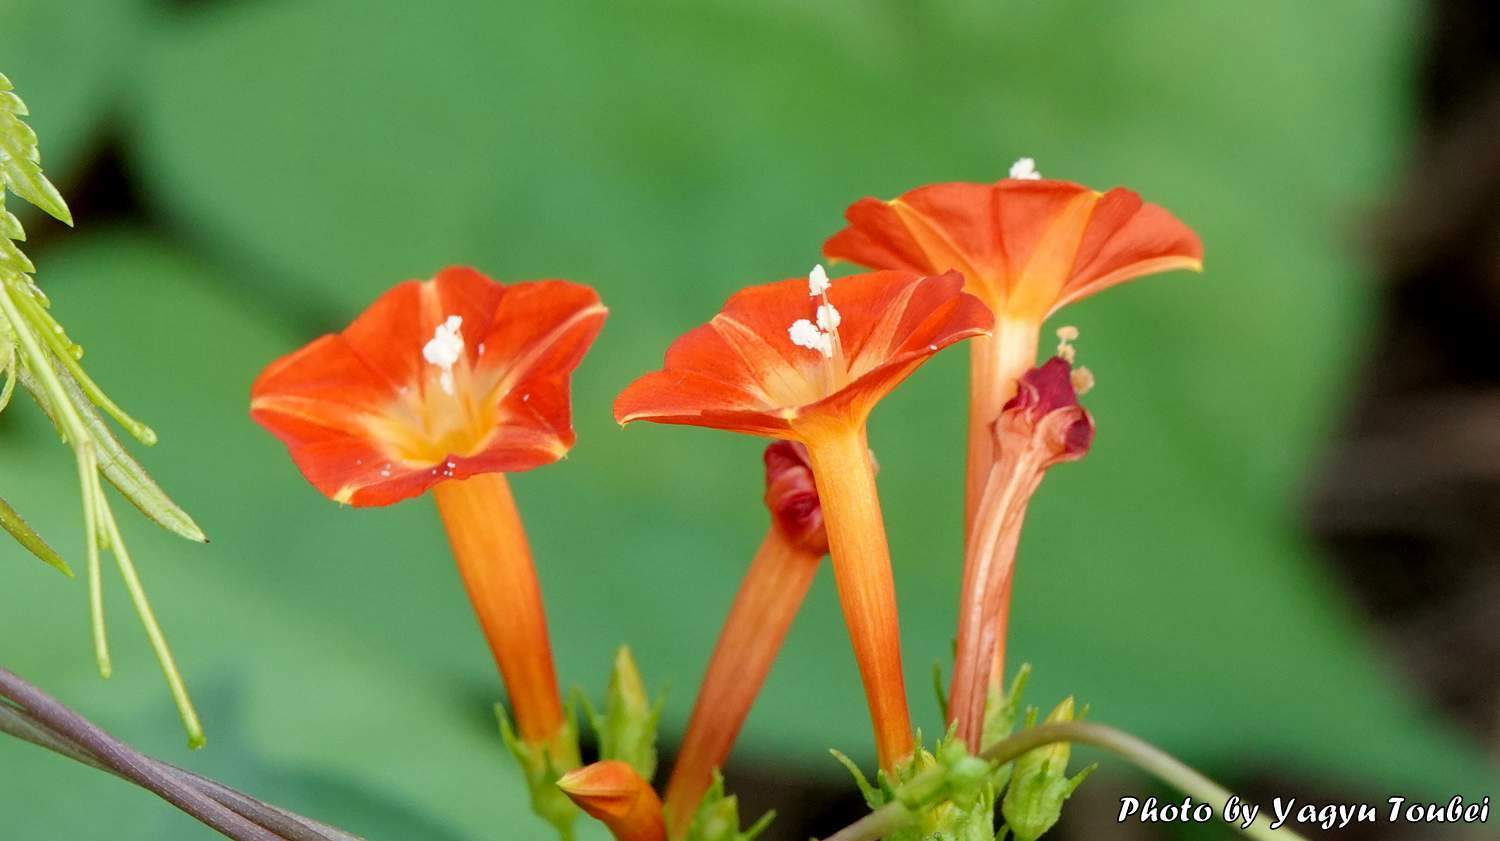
[433,471,565,747]
[664,442,826,836]
[802,424,913,769]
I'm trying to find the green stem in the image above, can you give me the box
[820,721,1308,841]
[0,340,16,412]
[3,272,115,673]
[8,279,157,445]
[93,483,204,749]
[81,450,111,678]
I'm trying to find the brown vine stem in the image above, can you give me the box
[819,721,1309,841]
[0,666,362,841]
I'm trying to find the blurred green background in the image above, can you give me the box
[1,1,1492,839]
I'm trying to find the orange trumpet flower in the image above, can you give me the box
[663,441,827,836]
[824,163,1202,531]
[616,268,992,770]
[824,164,1201,747]
[558,761,668,841]
[249,266,606,760]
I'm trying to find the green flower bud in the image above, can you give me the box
[589,645,663,780]
[1000,698,1097,841]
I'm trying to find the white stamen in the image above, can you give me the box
[808,264,832,296]
[1071,366,1095,395]
[1056,324,1079,363]
[816,303,841,330]
[422,315,465,395]
[788,319,833,357]
[1009,157,1041,180]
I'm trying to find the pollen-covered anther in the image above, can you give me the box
[816,303,841,330]
[1070,365,1095,396]
[788,318,833,357]
[1055,325,1079,363]
[808,264,832,296]
[1009,156,1042,180]
[422,314,465,394]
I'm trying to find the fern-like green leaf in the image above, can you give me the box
[0,73,72,227]
[0,495,73,576]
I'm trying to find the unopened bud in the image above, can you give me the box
[558,761,667,841]
[592,646,662,780]
[1000,697,1097,841]
[763,441,828,555]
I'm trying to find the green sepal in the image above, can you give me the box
[0,494,73,576]
[497,702,582,841]
[829,749,886,810]
[933,660,950,723]
[833,729,1002,841]
[999,697,1095,841]
[983,663,1032,793]
[682,771,774,841]
[582,645,664,780]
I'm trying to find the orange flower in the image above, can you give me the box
[251,266,606,754]
[664,442,826,837]
[558,761,667,841]
[825,167,1201,745]
[824,170,1202,527]
[617,269,991,770]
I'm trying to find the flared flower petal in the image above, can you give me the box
[251,266,607,506]
[613,270,991,438]
[823,179,1203,323]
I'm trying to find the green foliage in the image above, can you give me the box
[0,69,205,748]
[0,492,70,576]
[0,72,72,228]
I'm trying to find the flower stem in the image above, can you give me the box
[821,721,1309,841]
[803,425,913,771]
[664,527,822,837]
[433,472,566,747]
